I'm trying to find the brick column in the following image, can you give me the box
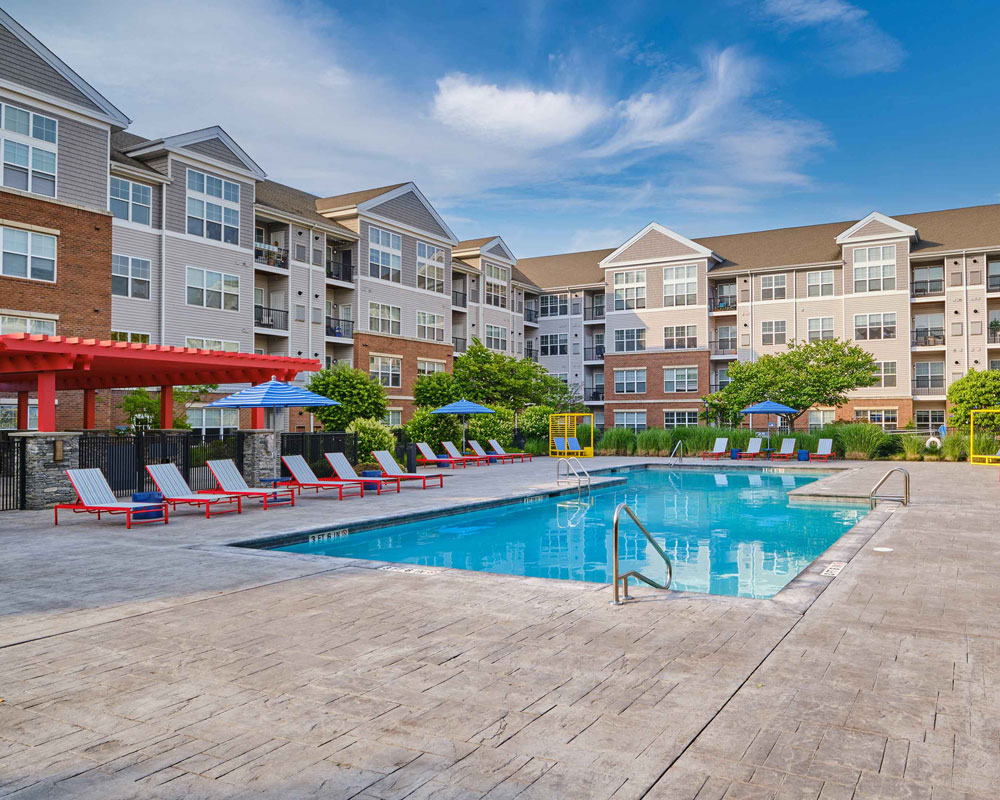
[241,430,279,487]
[10,432,80,509]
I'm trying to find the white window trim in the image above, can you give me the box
[806,270,835,297]
[368,225,402,284]
[760,273,787,301]
[1,225,57,283]
[185,337,240,352]
[485,323,508,351]
[416,310,446,342]
[111,253,151,300]
[663,264,698,307]
[0,101,58,199]
[663,366,699,393]
[185,168,241,245]
[111,330,151,344]
[185,266,240,313]
[806,316,834,341]
[852,245,897,294]
[416,241,446,294]
[614,368,647,394]
[0,313,56,336]
[109,176,152,226]
[614,327,646,353]
[614,269,647,311]
[484,262,509,308]
[368,302,401,336]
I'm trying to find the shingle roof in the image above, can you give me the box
[109,131,165,177]
[315,183,408,213]
[454,237,496,250]
[516,248,613,289]
[254,180,357,238]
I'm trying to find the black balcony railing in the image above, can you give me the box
[254,244,288,269]
[453,337,467,353]
[710,342,737,355]
[326,260,353,282]
[583,305,604,320]
[912,380,945,396]
[989,329,1000,344]
[911,281,944,297]
[254,305,288,331]
[583,346,605,361]
[452,289,467,307]
[912,330,945,346]
[325,317,354,339]
[989,275,1000,292]
[524,307,538,323]
[712,295,737,311]
[524,347,538,362]
[583,387,604,402]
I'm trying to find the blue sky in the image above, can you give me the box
[9,0,1000,255]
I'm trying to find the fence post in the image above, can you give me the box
[182,430,192,483]
[10,432,80,509]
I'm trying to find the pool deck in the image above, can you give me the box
[1,457,998,798]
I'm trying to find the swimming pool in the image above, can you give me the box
[268,468,867,599]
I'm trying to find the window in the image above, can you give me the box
[485,263,508,307]
[417,242,445,292]
[1,226,55,282]
[109,177,152,225]
[485,324,507,351]
[614,328,646,352]
[912,264,944,296]
[915,409,945,428]
[715,368,731,390]
[368,302,401,335]
[854,313,896,341]
[540,333,568,356]
[416,311,445,342]
[0,401,37,430]
[913,313,944,345]
[761,320,786,346]
[0,315,55,335]
[111,254,150,299]
[806,270,834,297]
[854,408,897,429]
[914,361,945,390]
[369,355,401,387]
[853,246,896,292]
[111,331,150,344]
[664,367,698,393]
[715,282,736,309]
[614,411,646,431]
[874,361,897,388]
[186,169,239,244]
[384,409,403,427]
[614,368,646,394]
[187,407,239,437]
[186,267,239,311]
[664,410,699,428]
[551,373,569,384]
[613,270,646,310]
[663,265,697,306]
[761,274,786,300]
[809,410,834,431]
[991,359,1000,371]
[185,337,239,352]
[807,317,834,341]
[417,359,444,376]
[989,259,1000,292]
[715,325,737,352]
[663,325,697,350]
[1,102,57,196]
[368,226,401,281]
[539,293,568,317]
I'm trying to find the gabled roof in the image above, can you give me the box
[600,222,719,267]
[454,236,516,263]
[254,180,358,239]
[516,249,612,289]
[0,9,131,128]
[120,126,266,180]
[835,211,918,244]
[109,131,166,179]
[315,183,408,213]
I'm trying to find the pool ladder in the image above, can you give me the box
[610,502,673,605]
[869,467,910,509]
[667,440,685,465]
[556,457,591,491]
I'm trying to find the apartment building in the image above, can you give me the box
[518,207,1000,432]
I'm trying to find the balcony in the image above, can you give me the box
[583,387,604,402]
[325,259,353,283]
[710,342,737,356]
[989,275,1000,292]
[583,305,604,321]
[911,281,944,298]
[524,347,538,362]
[711,295,737,312]
[254,305,288,331]
[524,307,539,323]
[989,330,1000,344]
[583,346,605,361]
[912,330,945,347]
[452,289,467,308]
[912,380,945,396]
[325,317,354,339]
[254,243,288,269]
[453,337,467,353]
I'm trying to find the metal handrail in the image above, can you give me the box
[556,457,591,490]
[611,503,673,605]
[667,440,685,465]
[869,467,910,509]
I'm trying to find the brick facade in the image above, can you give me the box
[353,332,454,420]
[604,349,711,427]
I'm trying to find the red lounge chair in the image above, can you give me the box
[373,450,446,488]
[811,439,835,461]
[281,455,364,499]
[443,441,490,466]
[147,463,241,517]
[207,459,295,509]
[737,438,764,459]
[770,439,797,460]
[416,442,468,468]
[55,468,169,529]
[469,440,513,464]
[488,439,532,462]
[701,437,728,459]
[325,452,401,494]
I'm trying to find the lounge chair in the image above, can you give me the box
[281,455,364,499]
[443,441,490,466]
[737,438,764,460]
[554,437,586,456]
[469,440,513,464]
[373,450,446,488]
[811,439,835,461]
[147,462,242,518]
[55,468,169,528]
[770,438,797,460]
[325,452,401,494]
[701,437,728,459]
[488,439,532,462]
[416,441,467,469]
[207,459,295,509]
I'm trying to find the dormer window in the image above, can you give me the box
[186,169,240,245]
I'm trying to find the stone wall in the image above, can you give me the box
[241,430,280,487]
[14,432,80,509]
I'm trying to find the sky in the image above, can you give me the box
[8,0,1000,256]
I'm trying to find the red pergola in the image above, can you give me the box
[0,335,322,432]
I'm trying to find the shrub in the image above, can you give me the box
[523,437,549,456]
[308,365,387,431]
[834,423,888,459]
[900,434,925,461]
[575,423,595,450]
[347,417,395,460]
[972,430,999,457]
[516,405,557,440]
[942,432,968,461]
[635,429,662,456]
[468,406,515,450]
[597,427,636,455]
[354,461,383,472]
[403,408,462,452]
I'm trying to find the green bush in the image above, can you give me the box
[574,423,595,450]
[972,430,999,457]
[901,434,925,460]
[523,437,549,456]
[834,423,888,459]
[347,417,396,460]
[516,405,557,440]
[597,427,636,455]
[467,406,515,450]
[942,432,968,461]
[635,429,662,456]
[776,432,819,454]
[403,408,462,452]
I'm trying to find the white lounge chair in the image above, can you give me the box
[281,455,364,499]
[325,452,401,494]
[488,439,532,462]
[207,459,295,509]
[737,438,764,460]
[147,462,242,517]
[443,441,490,466]
[771,438,797,460]
[812,439,835,461]
[372,450,445,488]
[55,468,169,528]
[416,441,467,469]
[469,440,514,464]
[701,437,728,459]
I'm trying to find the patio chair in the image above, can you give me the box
[373,450,446,488]
[553,437,586,457]
[468,440,514,464]
[488,439,532,462]
[146,462,242,518]
[281,455,364,499]
[416,441,467,469]
[770,438,798,461]
[811,439,835,461]
[55,468,169,529]
[701,438,729,459]
[206,459,295,509]
[737,438,764,460]
[443,441,490,466]
[325,452,401,494]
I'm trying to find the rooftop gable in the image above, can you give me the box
[454,236,516,263]
[121,126,266,180]
[835,211,918,245]
[600,222,718,267]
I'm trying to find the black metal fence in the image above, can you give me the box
[280,431,358,478]
[0,435,25,510]
[78,430,244,497]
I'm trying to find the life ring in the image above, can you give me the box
[925,435,941,449]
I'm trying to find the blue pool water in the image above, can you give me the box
[273,468,866,598]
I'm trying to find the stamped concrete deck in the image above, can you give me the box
[1,458,997,799]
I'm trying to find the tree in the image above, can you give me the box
[946,369,1000,431]
[413,371,459,409]
[452,340,580,410]
[703,339,878,425]
[307,364,387,431]
[118,384,218,429]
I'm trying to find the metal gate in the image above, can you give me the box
[0,435,25,510]
[280,432,358,478]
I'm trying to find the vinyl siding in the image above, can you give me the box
[485,242,509,258]
[0,24,102,111]
[608,229,699,263]
[366,191,449,240]
[852,219,900,238]
[185,138,246,170]
[164,156,254,250]
[110,224,161,340]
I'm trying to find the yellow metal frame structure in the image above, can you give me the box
[549,413,595,458]
[969,409,1000,464]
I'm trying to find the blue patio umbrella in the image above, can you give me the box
[740,401,799,441]
[431,398,494,451]
[208,376,339,430]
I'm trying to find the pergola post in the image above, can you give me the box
[250,407,266,429]
[16,391,29,430]
[159,385,174,430]
[82,389,96,430]
[37,372,56,432]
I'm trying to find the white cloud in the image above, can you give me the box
[762,0,904,75]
